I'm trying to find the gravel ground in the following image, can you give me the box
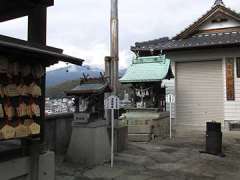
[56,129,240,180]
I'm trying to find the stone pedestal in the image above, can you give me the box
[123,108,170,142]
[115,126,128,152]
[66,120,111,166]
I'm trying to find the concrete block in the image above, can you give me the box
[0,157,30,180]
[0,151,55,180]
[39,151,55,180]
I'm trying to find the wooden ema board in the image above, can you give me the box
[15,124,29,138]
[1,124,15,139]
[0,58,44,141]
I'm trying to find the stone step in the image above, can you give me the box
[115,153,149,165]
[128,125,152,134]
[128,134,152,142]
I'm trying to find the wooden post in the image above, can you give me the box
[27,6,47,180]
[30,142,41,180]
[28,7,47,45]
[28,7,47,141]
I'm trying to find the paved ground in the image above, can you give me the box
[56,129,240,180]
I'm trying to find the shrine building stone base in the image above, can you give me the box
[66,120,111,166]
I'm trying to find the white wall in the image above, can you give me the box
[170,58,240,125]
[166,48,240,128]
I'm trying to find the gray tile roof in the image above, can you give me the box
[135,37,169,49]
[132,31,240,52]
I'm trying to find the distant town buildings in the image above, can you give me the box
[45,98,75,115]
[45,93,133,115]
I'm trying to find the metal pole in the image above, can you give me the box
[170,102,172,139]
[110,0,119,95]
[111,109,114,168]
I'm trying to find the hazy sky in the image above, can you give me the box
[0,0,239,70]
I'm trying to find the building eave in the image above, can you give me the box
[0,35,84,66]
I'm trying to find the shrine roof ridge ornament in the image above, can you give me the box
[133,55,167,64]
[214,0,225,7]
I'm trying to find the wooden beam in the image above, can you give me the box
[0,0,54,22]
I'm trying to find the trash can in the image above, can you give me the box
[206,122,222,155]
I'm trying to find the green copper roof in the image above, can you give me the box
[120,55,173,83]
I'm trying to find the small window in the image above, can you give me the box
[236,57,240,78]
[226,58,235,101]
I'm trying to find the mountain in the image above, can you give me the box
[46,65,126,87]
[46,65,103,87]
[46,77,131,98]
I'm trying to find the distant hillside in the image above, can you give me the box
[46,79,80,98]
[46,77,131,99]
[46,65,126,87]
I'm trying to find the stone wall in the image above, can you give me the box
[45,113,73,154]
[44,114,127,155]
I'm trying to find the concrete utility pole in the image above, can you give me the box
[110,0,119,95]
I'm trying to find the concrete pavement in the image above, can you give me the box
[56,129,240,180]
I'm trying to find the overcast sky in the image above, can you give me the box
[0,0,239,70]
